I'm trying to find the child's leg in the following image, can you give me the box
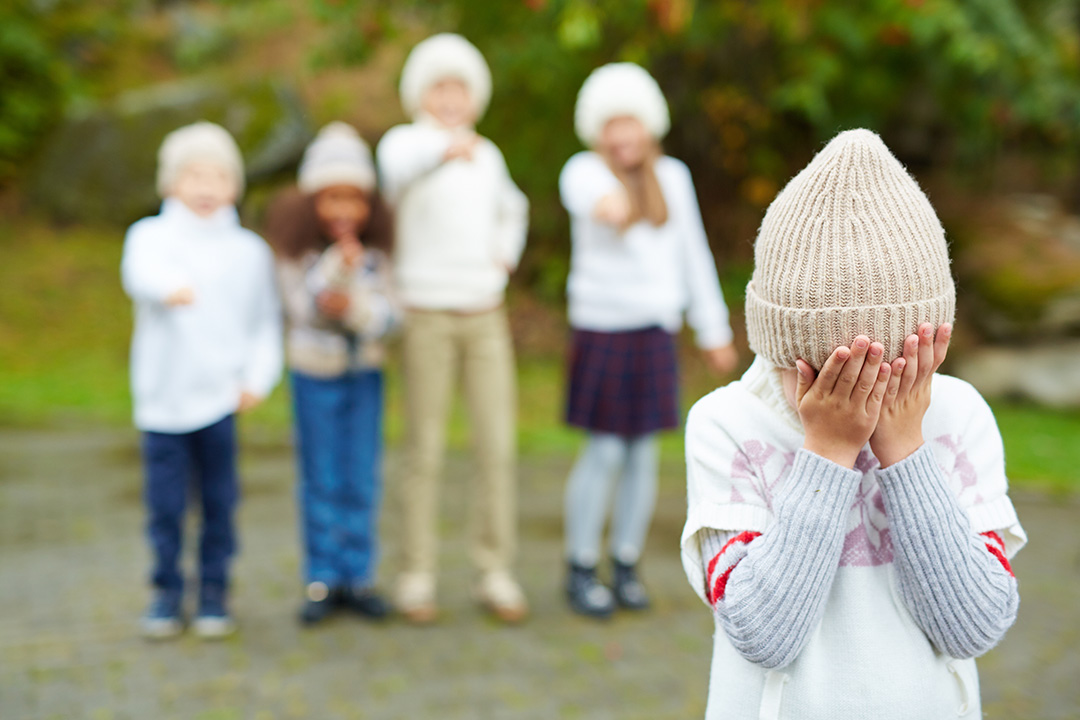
[608,433,659,564]
[461,307,518,575]
[401,311,459,577]
[338,369,384,587]
[143,430,194,593]
[190,414,239,594]
[290,372,350,588]
[564,433,629,567]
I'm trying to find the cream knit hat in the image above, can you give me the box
[399,33,492,121]
[574,62,670,147]
[156,121,244,198]
[297,122,376,194]
[745,128,955,370]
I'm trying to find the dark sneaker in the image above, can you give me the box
[193,584,236,639]
[141,588,184,639]
[341,586,391,620]
[612,559,651,610]
[566,563,615,619]
[299,582,339,626]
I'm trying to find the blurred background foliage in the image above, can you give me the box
[3,0,1080,489]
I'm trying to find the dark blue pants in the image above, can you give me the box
[291,370,383,588]
[143,414,238,593]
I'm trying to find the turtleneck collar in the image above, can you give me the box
[160,197,239,232]
[740,356,803,431]
[414,111,476,134]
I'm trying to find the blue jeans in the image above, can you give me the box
[291,370,383,587]
[143,414,238,593]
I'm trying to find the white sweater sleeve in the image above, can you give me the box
[559,152,621,220]
[240,243,284,399]
[376,124,452,205]
[490,143,529,270]
[120,221,188,304]
[671,161,733,349]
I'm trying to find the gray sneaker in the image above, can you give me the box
[141,589,184,640]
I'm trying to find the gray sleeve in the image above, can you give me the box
[876,444,1019,658]
[714,449,862,669]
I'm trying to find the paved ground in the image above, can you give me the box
[0,428,1077,719]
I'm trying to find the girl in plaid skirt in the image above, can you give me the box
[559,63,737,617]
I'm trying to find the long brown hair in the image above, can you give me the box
[264,186,394,260]
[600,141,668,228]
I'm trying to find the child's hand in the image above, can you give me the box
[703,344,738,375]
[165,287,195,306]
[444,133,479,162]
[593,192,631,227]
[870,322,951,467]
[795,336,891,469]
[337,235,364,270]
[237,391,261,413]
[316,290,350,318]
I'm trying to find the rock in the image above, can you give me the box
[25,79,311,225]
[954,342,1080,408]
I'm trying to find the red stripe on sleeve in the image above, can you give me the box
[705,531,762,604]
[980,531,1014,577]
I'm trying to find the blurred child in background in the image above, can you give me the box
[559,63,737,618]
[265,123,399,626]
[122,121,282,640]
[681,129,1022,719]
[376,33,530,624]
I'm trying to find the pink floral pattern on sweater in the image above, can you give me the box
[729,435,980,567]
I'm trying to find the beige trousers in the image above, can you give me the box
[400,306,518,576]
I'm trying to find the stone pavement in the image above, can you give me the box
[0,428,1077,719]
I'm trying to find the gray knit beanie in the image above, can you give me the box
[745,128,955,370]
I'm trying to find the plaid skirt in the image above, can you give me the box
[565,326,679,436]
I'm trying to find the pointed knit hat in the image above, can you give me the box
[298,122,376,194]
[745,128,955,370]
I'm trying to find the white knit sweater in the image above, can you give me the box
[681,359,1026,720]
[122,199,283,433]
[376,118,529,311]
[559,151,732,348]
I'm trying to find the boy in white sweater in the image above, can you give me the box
[376,34,529,623]
[681,129,1021,719]
[122,122,282,639]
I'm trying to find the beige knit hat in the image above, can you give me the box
[298,122,376,194]
[745,128,955,370]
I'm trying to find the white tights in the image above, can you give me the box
[564,432,659,567]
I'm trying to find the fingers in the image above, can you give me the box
[835,336,870,397]
[916,322,934,383]
[884,356,905,404]
[867,359,892,414]
[815,345,851,395]
[794,359,815,405]
[932,323,951,372]
[853,341,885,401]
[898,333,919,396]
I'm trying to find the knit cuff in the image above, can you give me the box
[774,449,863,520]
[876,443,960,524]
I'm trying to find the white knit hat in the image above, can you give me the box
[297,122,376,194]
[399,33,492,120]
[156,121,244,198]
[745,128,956,370]
[574,62,670,148]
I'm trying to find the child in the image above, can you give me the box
[376,33,530,624]
[265,122,399,626]
[122,121,283,639]
[681,129,1023,719]
[559,63,737,618]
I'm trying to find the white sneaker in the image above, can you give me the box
[395,572,437,624]
[192,614,236,639]
[474,571,529,624]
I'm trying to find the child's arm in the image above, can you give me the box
[343,251,402,339]
[701,340,892,668]
[239,245,283,407]
[490,144,529,271]
[671,161,736,366]
[558,153,622,222]
[376,125,453,205]
[120,223,192,305]
[873,324,1019,657]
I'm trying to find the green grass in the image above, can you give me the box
[2,216,1078,494]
